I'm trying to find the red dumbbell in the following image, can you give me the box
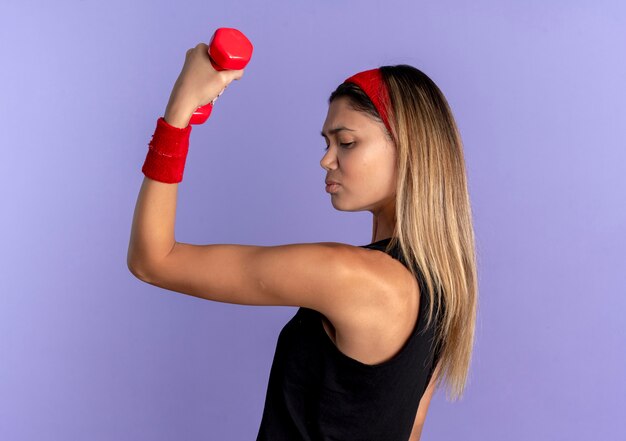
[189,28,254,125]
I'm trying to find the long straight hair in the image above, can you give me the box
[328,64,479,401]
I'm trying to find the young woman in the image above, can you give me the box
[128,43,478,441]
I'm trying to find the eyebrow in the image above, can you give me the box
[320,126,355,137]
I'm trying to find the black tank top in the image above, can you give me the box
[256,237,443,441]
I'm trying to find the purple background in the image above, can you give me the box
[1,1,625,439]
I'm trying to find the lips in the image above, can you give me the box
[325,180,340,185]
[325,182,340,193]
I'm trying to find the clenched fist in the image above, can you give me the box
[164,43,245,128]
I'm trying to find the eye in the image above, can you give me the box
[324,142,354,151]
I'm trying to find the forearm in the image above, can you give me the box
[127,176,178,274]
[127,101,194,275]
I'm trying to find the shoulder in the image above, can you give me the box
[319,242,422,365]
[323,242,418,325]
[326,240,412,292]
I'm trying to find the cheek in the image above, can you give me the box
[344,163,380,193]
[339,143,395,190]
[348,159,395,195]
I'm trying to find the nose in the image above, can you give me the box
[320,148,336,171]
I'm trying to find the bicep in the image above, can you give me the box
[137,242,267,305]
[134,241,384,315]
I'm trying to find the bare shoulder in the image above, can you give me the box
[328,241,416,317]
[323,244,421,365]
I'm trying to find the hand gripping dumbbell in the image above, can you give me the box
[189,27,254,125]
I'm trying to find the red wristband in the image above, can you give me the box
[141,117,193,183]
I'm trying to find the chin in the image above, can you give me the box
[330,198,363,212]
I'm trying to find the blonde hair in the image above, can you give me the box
[329,64,479,401]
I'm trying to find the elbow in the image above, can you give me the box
[126,243,175,282]
[127,253,167,284]
[127,259,150,281]
[126,241,151,280]
[127,249,153,282]
[127,248,141,279]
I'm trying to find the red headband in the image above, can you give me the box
[343,67,392,134]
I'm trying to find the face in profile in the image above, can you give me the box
[320,96,397,213]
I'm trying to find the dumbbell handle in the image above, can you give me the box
[190,28,254,125]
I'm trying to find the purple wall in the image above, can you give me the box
[1,1,624,439]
